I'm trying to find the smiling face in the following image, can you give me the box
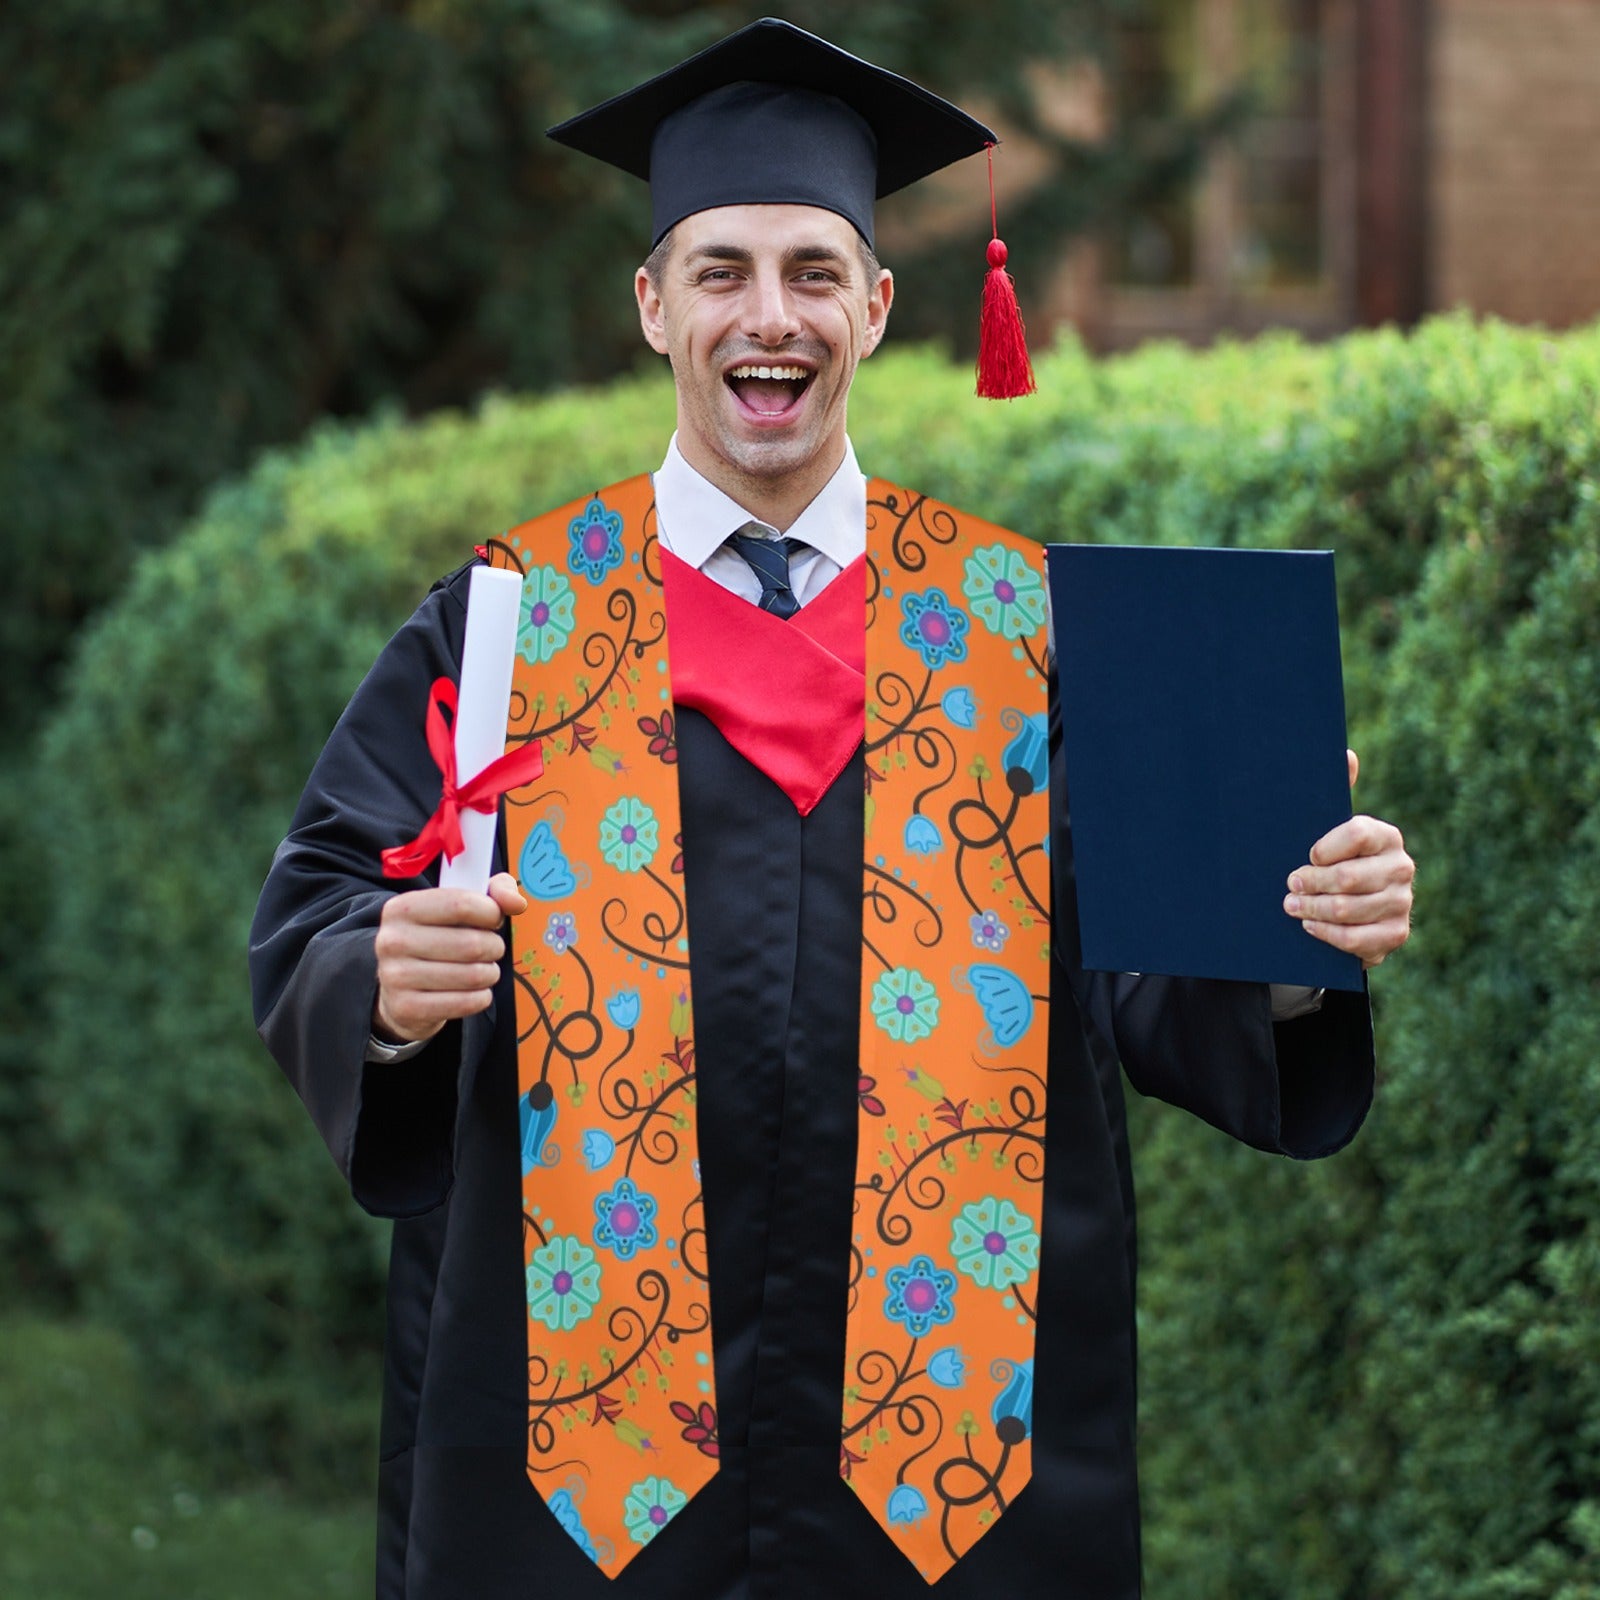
[636,204,893,528]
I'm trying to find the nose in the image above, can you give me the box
[745,267,801,347]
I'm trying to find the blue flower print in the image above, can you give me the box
[927,1346,967,1389]
[547,1486,600,1563]
[600,797,659,873]
[969,909,1009,953]
[518,818,577,901]
[1000,708,1049,796]
[899,589,970,670]
[940,686,978,729]
[594,1176,659,1260]
[870,966,940,1044]
[606,987,642,1030]
[526,1235,603,1332]
[887,1483,929,1526]
[959,963,1035,1050]
[990,1357,1035,1441]
[623,1477,688,1546]
[519,1085,558,1174]
[517,564,577,665]
[544,912,577,955]
[884,1253,958,1337]
[568,499,625,585]
[903,814,943,856]
[581,1128,616,1172]
[963,542,1048,640]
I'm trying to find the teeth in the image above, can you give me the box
[727,365,809,381]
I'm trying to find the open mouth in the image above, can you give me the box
[725,363,813,418]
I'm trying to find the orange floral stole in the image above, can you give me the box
[493,476,1052,1582]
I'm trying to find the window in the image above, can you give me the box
[1097,0,1356,345]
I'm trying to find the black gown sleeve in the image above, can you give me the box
[249,563,497,1216]
[1046,672,1375,1161]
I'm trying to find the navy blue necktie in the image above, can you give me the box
[726,526,807,620]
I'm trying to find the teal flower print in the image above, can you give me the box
[963,542,1048,640]
[600,797,658,873]
[526,1235,603,1332]
[623,1476,688,1546]
[568,499,625,585]
[950,1197,1040,1291]
[517,564,577,665]
[870,966,940,1043]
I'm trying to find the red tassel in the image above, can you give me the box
[976,146,1035,399]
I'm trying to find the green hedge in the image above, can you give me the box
[35,319,1600,1597]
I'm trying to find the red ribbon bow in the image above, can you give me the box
[381,677,544,879]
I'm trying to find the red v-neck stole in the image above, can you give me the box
[662,550,867,815]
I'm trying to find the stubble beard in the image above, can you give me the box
[688,335,843,488]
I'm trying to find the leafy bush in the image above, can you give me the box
[35,316,1600,1600]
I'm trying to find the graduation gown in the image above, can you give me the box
[250,554,1374,1600]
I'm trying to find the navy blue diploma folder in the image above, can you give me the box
[1046,544,1364,993]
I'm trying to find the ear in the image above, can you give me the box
[861,268,894,358]
[636,266,670,356]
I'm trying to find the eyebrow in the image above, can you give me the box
[684,242,855,273]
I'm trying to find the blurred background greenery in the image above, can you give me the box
[5,2,1600,1595]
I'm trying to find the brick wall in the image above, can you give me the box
[1431,0,1600,327]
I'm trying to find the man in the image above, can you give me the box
[250,19,1413,1600]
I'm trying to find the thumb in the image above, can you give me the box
[487,871,528,917]
[1347,748,1360,791]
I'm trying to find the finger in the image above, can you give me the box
[1288,850,1415,899]
[375,923,506,966]
[380,957,504,994]
[1284,883,1413,927]
[1302,915,1410,966]
[382,887,508,930]
[488,872,529,916]
[1347,748,1359,790]
[1307,814,1405,868]
[375,985,494,1042]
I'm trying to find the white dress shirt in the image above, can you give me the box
[651,433,863,604]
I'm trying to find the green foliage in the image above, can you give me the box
[0,1315,368,1596]
[34,317,1600,1600]
[1108,321,1600,1600]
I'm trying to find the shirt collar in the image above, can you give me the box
[653,434,866,571]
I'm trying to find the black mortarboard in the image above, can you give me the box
[546,17,998,249]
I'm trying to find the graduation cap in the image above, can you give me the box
[548,16,1036,397]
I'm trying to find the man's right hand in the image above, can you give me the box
[372,871,528,1044]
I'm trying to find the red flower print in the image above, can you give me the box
[638,710,678,764]
[669,1400,720,1458]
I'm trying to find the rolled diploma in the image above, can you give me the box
[439,565,525,893]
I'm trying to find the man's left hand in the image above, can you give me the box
[1284,750,1415,968]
